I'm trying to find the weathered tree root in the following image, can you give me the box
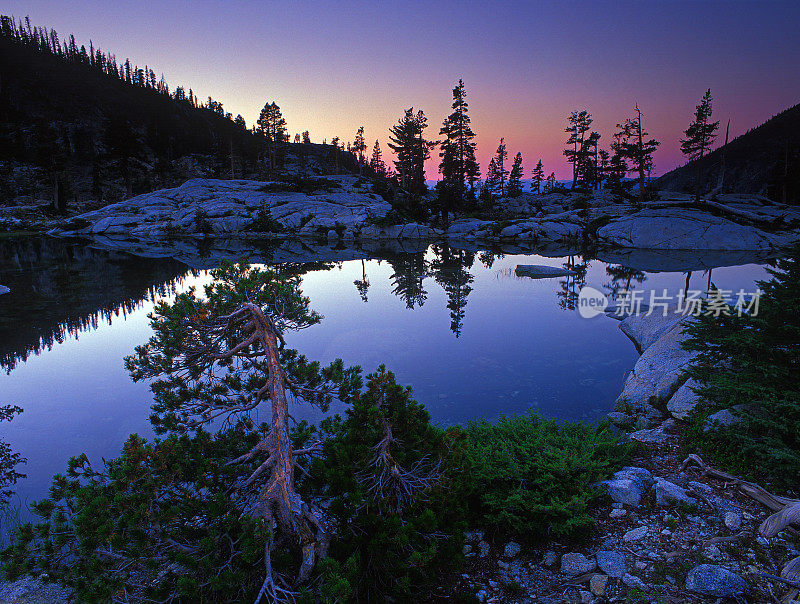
[680,454,800,537]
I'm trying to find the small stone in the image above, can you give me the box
[463,544,473,555]
[596,550,626,578]
[661,529,672,536]
[498,560,508,570]
[724,511,742,531]
[623,526,649,542]
[612,503,624,509]
[579,590,592,603]
[476,589,488,602]
[635,560,648,571]
[543,550,559,567]
[686,564,748,597]
[561,552,596,575]
[756,536,769,547]
[477,540,490,557]
[703,545,724,561]
[623,573,647,591]
[590,574,609,596]
[465,530,484,543]
[610,508,627,519]
[655,478,697,507]
[504,541,521,558]
[704,408,741,431]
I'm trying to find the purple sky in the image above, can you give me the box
[5,0,800,178]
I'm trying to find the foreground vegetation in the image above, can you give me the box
[683,246,800,493]
[1,260,630,602]
[3,249,798,601]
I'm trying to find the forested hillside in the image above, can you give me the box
[0,15,360,211]
[655,102,800,203]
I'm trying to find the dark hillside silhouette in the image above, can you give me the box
[656,102,800,204]
[0,15,362,209]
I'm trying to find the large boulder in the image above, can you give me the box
[616,315,696,415]
[666,378,702,420]
[596,207,793,250]
[654,478,697,507]
[0,285,9,295]
[603,467,654,506]
[560,553,596,575]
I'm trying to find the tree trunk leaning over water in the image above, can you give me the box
[202,302,328,602]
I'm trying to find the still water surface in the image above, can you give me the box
[0,236,772,507]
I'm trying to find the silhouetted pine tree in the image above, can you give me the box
[353,126,366,176]
[615,104,660,202]
[564,110,593,188]
[508,152,524,197]
[681,89,720,201]
[531,159,544,193]
[388,108,431,196]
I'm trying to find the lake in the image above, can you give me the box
[0,235,774,510]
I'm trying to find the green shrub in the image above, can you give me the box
[682,247,800,492]
[1,429,271,602]
[310,367,466,602]
[461,411,632,540]
[260,175,340,194]
[249,207,284,232]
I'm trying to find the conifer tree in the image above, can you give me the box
[369,139,386,177]
[388,108,431,196]
[544,171,556,193]
[438,79,479,202]
[681,89,720,201]
[531,159,545,193]
[507,151,524,197]
[564,110,593,188]
[615,104,660,202]
[492,138,508,196]
[484,157,500,200]
[353,126,366,176]
[257,101,288,176]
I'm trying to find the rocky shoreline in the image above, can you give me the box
[17,176,799,253]
[452,308,799,603]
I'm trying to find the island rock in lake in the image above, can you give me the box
[0,284,9,295]
[515,264,577,278]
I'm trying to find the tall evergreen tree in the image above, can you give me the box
[257,101,288,175]
[369,140,386,177]
[507,152,524,197]
[615,104,660,203]
[388,108,431,196]
[438,79,479,200]
[531,159,545,193]
[564,110,593,188]
[353,125,366,175]
[680,89,720,201]
[492,138,508,196]
[544,171,556,193]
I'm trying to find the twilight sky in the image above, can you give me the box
[5,0,800,178]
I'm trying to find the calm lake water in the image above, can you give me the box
[0,236,774,509]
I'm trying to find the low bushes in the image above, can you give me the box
[461,411,632,540]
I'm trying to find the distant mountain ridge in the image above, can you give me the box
[655,102,800,204]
